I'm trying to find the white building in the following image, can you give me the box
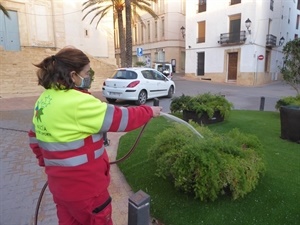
[0,0,115,61]
[114,0,186,72]
[185,0,300,86]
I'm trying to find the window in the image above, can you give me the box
[147,21,150,42]
[298,0,300,10]
[141,24,144,43]
[295,34,299,39]
[197,21,206,43]
[134,25,137,44]
[297,15,300,29]
[155,20,158,39]
[230,0,241,5]
[270,0,274,11]
[161,17,165,37]
[198,0,206,13]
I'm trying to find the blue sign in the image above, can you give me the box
[137,47,143,56]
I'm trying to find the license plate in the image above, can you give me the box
[110,92,121,96]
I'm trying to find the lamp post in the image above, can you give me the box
[245,18,252,34]
[279,36,285,46]
[180,26,185,39]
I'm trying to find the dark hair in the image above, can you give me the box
[34,47,90,89]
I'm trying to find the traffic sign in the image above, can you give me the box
[137,48,143,56]
[257,55,264,60]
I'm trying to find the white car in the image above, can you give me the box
[102,67,176,105]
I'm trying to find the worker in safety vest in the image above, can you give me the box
[28,47,162,225]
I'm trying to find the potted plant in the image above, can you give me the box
[170,92,233,125]
[276,38,300,143]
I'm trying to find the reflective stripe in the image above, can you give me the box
[38,139,84,151]
[92,134,102,142]
[94,146,105,159]
[100,105,115,132]
[44,154,88,167]
[118,107,129,131]
[44,146,105,167]
[31,125,35,132]
[29,136,38,144]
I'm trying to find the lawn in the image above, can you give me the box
[116,110,299,225]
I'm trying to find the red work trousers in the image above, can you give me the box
[53,190,113,225]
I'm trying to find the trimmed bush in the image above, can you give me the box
[148,123,265,201]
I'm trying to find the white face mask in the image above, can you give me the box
[76,73,91,89]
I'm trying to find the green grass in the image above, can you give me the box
[117,111,300,225]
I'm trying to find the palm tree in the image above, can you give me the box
[125,0,132,67]
[0,3,10,18]
[82,0,157,67]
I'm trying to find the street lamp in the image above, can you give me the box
[278,36,285,46]
[180,26,185,39]
[245,18,252,34]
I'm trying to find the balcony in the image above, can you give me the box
[218,31,247,45]
[266,34,277,47]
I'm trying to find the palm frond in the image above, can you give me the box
[0,3,10,18]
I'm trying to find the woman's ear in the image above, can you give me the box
[70,71,77,82]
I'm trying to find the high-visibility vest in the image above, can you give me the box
[29,88,154,201]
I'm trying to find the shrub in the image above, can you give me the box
[275,95,300,110]
[170,93,233,119]
[148,123,265,201]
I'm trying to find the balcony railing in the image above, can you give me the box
[218,31,246,45]
[266,34,277,47]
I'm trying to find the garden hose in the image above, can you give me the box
[33,122,149,225]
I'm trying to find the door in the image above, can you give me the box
[0,10,21,51]
[229,19,240,43]
[197,52,205,76]
[227,52,238,81]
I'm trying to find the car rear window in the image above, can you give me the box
[113,70,137,79]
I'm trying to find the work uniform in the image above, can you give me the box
[28,88,154,225]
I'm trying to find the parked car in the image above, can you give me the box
[154,62,174,79]
[102,67,176,105]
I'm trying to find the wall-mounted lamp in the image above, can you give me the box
[278,36,285,46]
[180,26,185,39]
[245,18,252,34]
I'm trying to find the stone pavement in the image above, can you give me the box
[0,95,137,225]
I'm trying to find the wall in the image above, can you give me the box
[0,47,117,98]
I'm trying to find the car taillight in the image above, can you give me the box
[103,81,106,86]
[127,81,140,88]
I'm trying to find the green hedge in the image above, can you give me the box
[148,123,265,201]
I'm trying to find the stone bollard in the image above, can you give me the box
[128,190,151,225]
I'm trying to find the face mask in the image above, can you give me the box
[76,73,91,89]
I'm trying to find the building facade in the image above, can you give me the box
[114,0,186,73]
[0,0,115,61]
[185,0,300,86]
[0,0,117,97]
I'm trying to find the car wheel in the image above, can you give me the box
[106,98,117,103]
[135,90,147,105]
[167,86,174,98]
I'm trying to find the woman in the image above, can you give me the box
[28,47,161,225]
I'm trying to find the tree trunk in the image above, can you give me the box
[125,0,132,67]
[117,10,126,68]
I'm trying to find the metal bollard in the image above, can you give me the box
[259,97,265,111]
[128,190,150,225]
[153,98,159,106]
